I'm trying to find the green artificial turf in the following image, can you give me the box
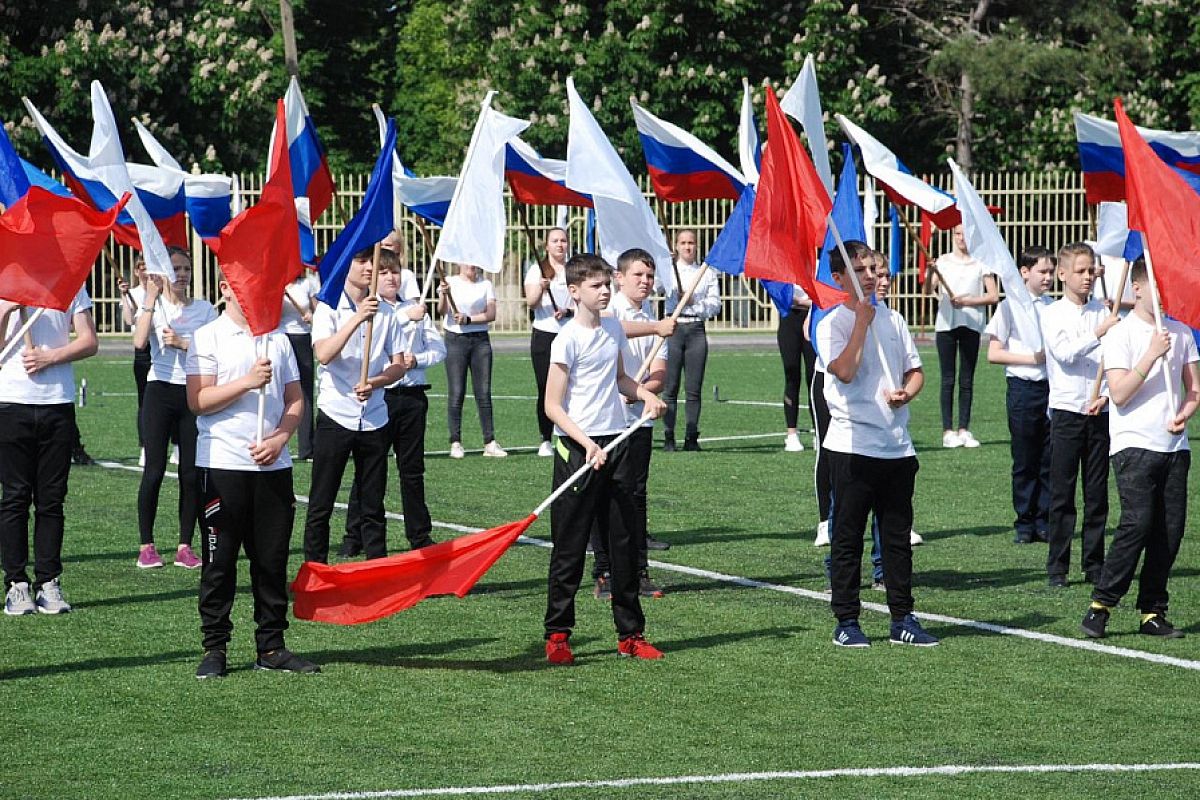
[1,346,1197,799]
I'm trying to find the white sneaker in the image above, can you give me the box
[170,444,180,465]
[942,430,962,448]
[483,441,508,458]
[814,519,831,547]
[4,581,35,616]
[34,578,71,614]
[958,430,980,448]
[910,529,925,546]
[784,433,805,452]
[537,440,554,458]
[138,447,146,467]
[449,442,465,459]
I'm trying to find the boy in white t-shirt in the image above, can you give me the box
[543,254,667,665]
[816,240,937,648]
[1080,259,1199,640]
[985,246,1055,544]
[0,290,98,616]
[186,275,318,677]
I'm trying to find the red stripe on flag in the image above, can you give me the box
[647,166,742,202]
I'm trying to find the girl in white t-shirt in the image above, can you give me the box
[523,227,574,456]
[925,224,998,448]
[440,264,505,458]
[130,247,218,570]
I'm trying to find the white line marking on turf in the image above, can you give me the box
[93,461,1200,672]
[229,762,1200,800]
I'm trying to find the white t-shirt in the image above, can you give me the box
[1042,297,1108,413]
[1103,314,1198,455]
[816,305,922,459]
[146,298,218,384]
[663,260,721,320]
[390,298,445,388]
[0,288,92,405]
[549,316,630,438]
[524,263,574,333]
[279,279,315,335]
[608,292,669,427]
[186,315,301,471]
[985,295,1052,381]
[312,292,407,431]
[934,253,993,333]
[442,275,495,335]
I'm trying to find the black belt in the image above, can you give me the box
[387,384,431,394]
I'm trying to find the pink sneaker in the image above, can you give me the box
[174,544,201,569]
[137,544,164,569]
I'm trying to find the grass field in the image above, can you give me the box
[3,343,1199,800]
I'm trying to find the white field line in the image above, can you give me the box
[93,461,1200,672]
[228,761,1200,800]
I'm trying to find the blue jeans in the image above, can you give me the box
[444,331,495,443]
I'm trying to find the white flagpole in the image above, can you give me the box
[255,335,267,445]
[0,307,45,364]
[1142,247,1178,420]
[531,414,652,517]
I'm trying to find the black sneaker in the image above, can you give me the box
[662,436,676,452]
[1080,606,1109,639]
[1013,532,1033,544]
[195,649,228,679]
[593,573,612,601]
[408,537,436,550]
[638,572,664,598]
[71,445,97,466]
[645,535,671,551]
[1140,613,1185,639]
[255,648,321,673]
[1048,574,1068,588]
[337,539,363,558]
[682,437,702,452]
[1084,570,1102,585]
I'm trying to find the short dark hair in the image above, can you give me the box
[616,248,655,274]
[828,240,872,274]
[1130,257,1147,284]
[565,253,613,286]
[351,246,400,272]
[1018,246,1054,270]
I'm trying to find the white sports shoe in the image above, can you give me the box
[35,578,72,614]
[910,529,925,546]
[958,430,981,448]
[537,440,554,458]
[942,430,962,448]
[814,519,831,547]
[483,441,508,458]
[449,442,465,459]
[4,581,35,616]
[784,433,805,452]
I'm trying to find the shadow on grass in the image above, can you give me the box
[466,576,546,596]
[661,573,821,595]
[654,526,802,546]
[0,649,194,681]
[918,567,1044,591]
[305,637,578,674]
[918,524,1012,541]
[84,587,200,609]
[658,624,808,653]
[922,612,1061,638]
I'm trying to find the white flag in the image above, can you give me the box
[780,54,834,199]
[738,77,761,186]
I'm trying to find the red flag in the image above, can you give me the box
[0,187,127,311]
[917,210,933,284]
[745,86,840,307]
[210,99,301,336]
[291,514,537,625]
[1116,98,1200,329]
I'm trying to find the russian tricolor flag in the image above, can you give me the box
[630,99,746,202]
[1074,111,1200,204]
[126,162,187,248]
[504,137,592,207]
[131,119,237,243]
[271,77,335,263]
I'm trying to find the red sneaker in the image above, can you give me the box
[545,632,574,665]
[617,633,664,660]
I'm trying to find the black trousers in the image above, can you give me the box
[0,402,74,590]
[302,411,390,563]
[663,321,708,439]
[590,426,652,576]
[1006,378,1051,538]
[777,307,816,430]
[138,381,198,547]
[1093,449,1190,613]
[935,327,980,431]
[133,345,150,447]
[345,387,434,549]
[286,332,316,460]
[198,467,295,653]
[827,451,919,622]
[530,328,557,442]
[1046,410,1109,579]
[811,371,833,522]
[444,331,495,443]
[546,434,646,638]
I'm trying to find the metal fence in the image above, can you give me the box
[88,171,1095,337]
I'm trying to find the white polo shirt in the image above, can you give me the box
[934,253,993,333]
[186,315,301,471]
[441,275,495,335]
[607,292,668,427]
[524,262,575,334]
[312,292,406,431]
[0,288,92,405]
[390,298,445,389]
[1042,297,1109,413]
[146,298,218,385]
[985,295,1052,381]
[550,316,630,438]
[663,260,721,320]
[817,304,922,459]
[1104,314,1198,455]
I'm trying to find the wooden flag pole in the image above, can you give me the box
[653,201,684,293]
[414,218,458,315]
[359,244,382,388]
[0,307,44,364]
[632,264,708,383]
[895,205,957,303]
[1088,257,1132,404]
[17,306,34,350]
[516,202,559,312]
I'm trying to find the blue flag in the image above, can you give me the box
[317,119,397,307]
[1122,230,1144,262]
[810,145,870,358]
[889,205,903,276]
[0,124,31,207]
[705,185,793,316]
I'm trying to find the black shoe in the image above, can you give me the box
[1048,574,1068,588]
[682,437,702,452]
[195,649,228,680]
[409,537,436,550]
[645,535,671,551]
[1140,613,1185,639]
[1013,532,1033,544]
[71,445,97,466]
[255,648,321,673]
[1081,606,1110,638]
[1084,570,1102,585]
[1032,530,1050,543]
[638,571,664,598]
[662,436,676,452]
[337,539,363,558]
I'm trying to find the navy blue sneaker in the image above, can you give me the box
[832,619,871,648]
[889,614,940,646]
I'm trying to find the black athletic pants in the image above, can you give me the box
[138,381,198,547]
[663,321,708,440]
[1046,410,1108,579]
[777,307,816,430]
[1006,377,1051,538]
[935,327,980,431]
[286,332,315,460]
[590,426,652,576]
[811,371,833,522]
[133,345,150,447]
[530,328,557,443]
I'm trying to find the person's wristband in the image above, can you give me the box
[141,306,153,313]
